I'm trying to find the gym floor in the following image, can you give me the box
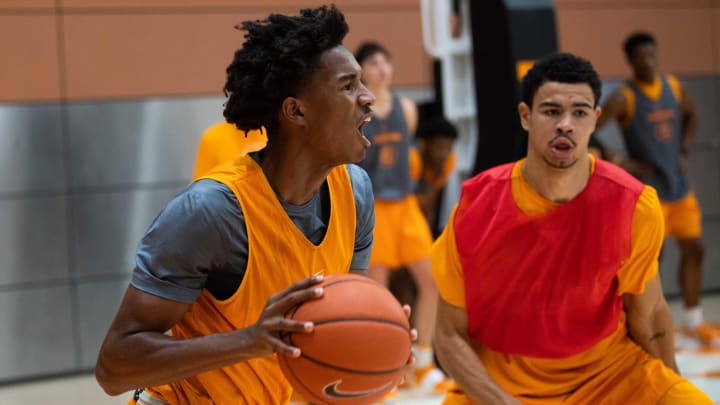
[1,295,719,404]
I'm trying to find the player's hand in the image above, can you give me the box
[247,275,325,358]
[401,304,417,375]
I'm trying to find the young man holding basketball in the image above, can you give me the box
[95,6,387,404]
[433,53,712,404]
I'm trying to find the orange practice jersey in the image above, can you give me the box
[432,156,688,403]
[191,122,267,181]
[146,156,356,404]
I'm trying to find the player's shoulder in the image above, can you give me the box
[594,159,644,195]
[179,179,241,217]
[344,164,373,199]
[201,121,239,141]
[464,161,515,188]
[664,73,683,101]
[457,161,515,206]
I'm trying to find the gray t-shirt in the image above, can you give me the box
[131,163,374,303]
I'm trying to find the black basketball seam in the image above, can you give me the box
[320,277,381,290]
[279,353,329,405]
[312,317,409,330]
[286,334,408,375]
[300,353,407,375]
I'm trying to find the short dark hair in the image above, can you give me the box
[417,117,458,141]
[354,41,391,65]
[520,53,602,107]
[623,32,656,59]
[223,5,348,136]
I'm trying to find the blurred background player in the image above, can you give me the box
[191,122,267,181]
[390,116,458,359]
[595,32,715,347]
[433,52,711,405]
[355,41,446,392]
[411,116,459,237]
[95,6,380,404]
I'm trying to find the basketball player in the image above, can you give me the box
[433,53,712,404]
[595,32,716,347]
[94,6,407,404]
[191,122,267,180]
[355,42,445,391]
[411,116,458,236]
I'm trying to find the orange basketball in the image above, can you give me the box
[278,273,411,405]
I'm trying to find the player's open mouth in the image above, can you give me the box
[357,116,372,147]
[550,137,575,157]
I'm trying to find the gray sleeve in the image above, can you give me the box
[347,164,375,270]
[130,180,247,304]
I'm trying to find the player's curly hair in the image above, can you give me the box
[223,5,349,136]
[623,31,656,59]
[521,53,602,107]
[416,116,458,141]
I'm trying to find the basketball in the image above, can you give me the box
[278,273,412,404]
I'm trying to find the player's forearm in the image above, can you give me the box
[628,300,679,373]
[96,328,260,396]
[435,328,518,404]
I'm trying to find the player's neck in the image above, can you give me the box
[633,73,657,85]
[521,154,592,204]
[259,142,331,205]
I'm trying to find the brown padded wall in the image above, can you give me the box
[555,0,720,77]
[1,0,718,102]
[0,15,61,102]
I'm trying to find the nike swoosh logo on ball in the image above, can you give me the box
[322,379,393,398]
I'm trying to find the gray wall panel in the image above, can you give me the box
[700,221,720,291]
[75,277,131,369]
[659,237,681,295]
[660,220,720,295]
[0,104,66,194]
[686,148,720,217]
[67,97,224,188]
[0,196,69,286]
[681,78,719,146]
[71,187,183,277]
[0,285,75,380]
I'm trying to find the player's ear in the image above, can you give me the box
[281,97,307,128]
[594,106,602,120]
[518,102,531,131]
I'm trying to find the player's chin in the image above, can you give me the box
[343,147,367,165]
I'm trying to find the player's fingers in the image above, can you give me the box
[267,275,324,305]
[409,328,418,342]
[267,335,302,358]
[402,304,412,319]
[266,318,314,334]
[268,286,324,316]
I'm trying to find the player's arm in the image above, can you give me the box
[95,184,323,395]
[435,298,521,404]
[598,89,655,177]
[594,90,626,165]
[348,164,375,277]
[96,278,322,395]
[400,96,419,136]
[432,214,520,405]
[596,88,626,132]
[624,276,678,373]
[679,86,697,155]
[620,186,678,372]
